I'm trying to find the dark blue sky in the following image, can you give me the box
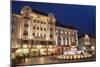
[12,1,96,36]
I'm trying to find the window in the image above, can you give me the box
[24,23,29,27]
[40,34,42,37]
[33,26,35,29]
[23,31,28,36]
[44,22,46,24]
[41,27,43,30]
[41,21,43,24]
[37,26,39,30]
[63,36,65,40]
[50,28,53,31]
[24,17,30,20]
[32,33,35,36]
[34,19,36,22]
[11,29,14,34]
[23,40,28,44]
[68,32,71,35]
[44,28,46,31]
[37,20,40,23]
[44,34,46,37]
[50,34,53,38]
[61,31,63,34]
[37,33,39,37]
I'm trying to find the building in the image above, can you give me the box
[55,23,78,54]
[11,14,20,53]
[11,6,56,56]
[78,34,96,54]
[11,6,79,56]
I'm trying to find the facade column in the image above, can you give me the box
[61,36,63,45]
[69,37,71,45]
[65,36,67,45]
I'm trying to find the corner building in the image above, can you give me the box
[11,6,56,56]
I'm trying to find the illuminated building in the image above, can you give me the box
[11,6,56,56]
[78,34,96,54]
[11,6,78,56]
[55,23,78,54]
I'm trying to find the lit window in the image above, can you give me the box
[56,30,58,33]
[68,32,70,35]
[61,31,63,33]
[37,33,39,37]
[65,32,67,34]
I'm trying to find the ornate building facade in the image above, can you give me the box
[11,6,56,56]
[11,6,78,56]
[78,34,96,55]
[55,25,78,54]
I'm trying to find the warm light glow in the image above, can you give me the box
[23,45,28,48]
[23,49,29,54]
[66,55,69,59]
[37,45,42,49]
[73,55,77,59]
[15,49,22,54]
[80,55,84,59]
[85,34,89,39]
[77,55,81,59]
[70,55,73,59]
[91,46,95,50]
[49,45,52,48]
[84,55,87,58]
